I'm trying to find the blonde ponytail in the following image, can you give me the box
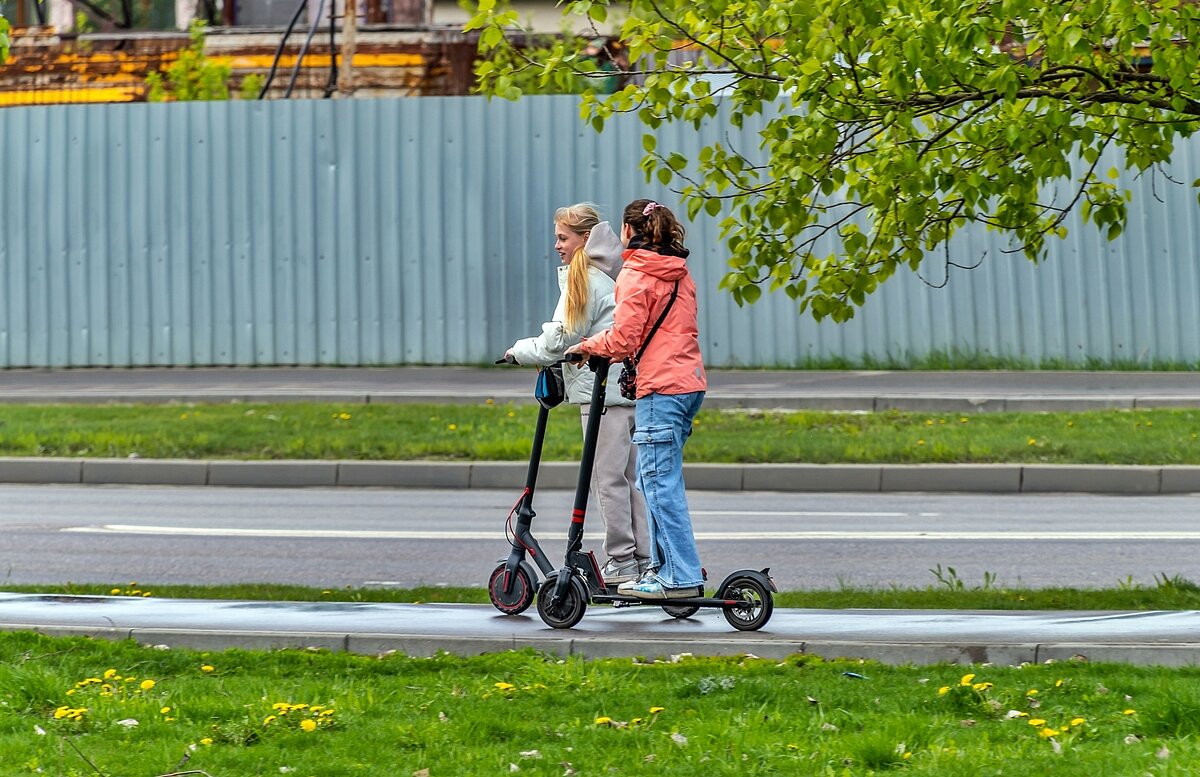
[564,247,592,334]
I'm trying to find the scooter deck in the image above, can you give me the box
[594,591,744,608]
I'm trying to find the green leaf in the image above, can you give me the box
[704,198,722,216]
[642,134,657,153]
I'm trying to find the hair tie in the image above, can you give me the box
[642,202,660,216]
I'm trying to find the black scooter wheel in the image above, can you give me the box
[488,563,535,615]
[720,576,774,631]
[661,605,700,619]
[536,573,588,629]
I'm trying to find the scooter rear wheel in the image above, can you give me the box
[537,572,588,629]
[720,575,774,631]
[661,605,700,619]
[488,563,535,615]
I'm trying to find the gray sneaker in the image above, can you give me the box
[601,557,641,584]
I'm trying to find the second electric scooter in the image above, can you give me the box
[487,360,566,615]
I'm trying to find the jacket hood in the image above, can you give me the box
[621,248,689,281]
[585,221,623,280]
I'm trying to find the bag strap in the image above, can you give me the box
[633,280,680,363]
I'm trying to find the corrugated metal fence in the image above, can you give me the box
[2,95,1199,368]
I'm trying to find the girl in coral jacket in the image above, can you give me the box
[566,199,707,600]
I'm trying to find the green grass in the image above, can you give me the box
[12,572,1200,611]
[2,631,1198,776]
[3,402,1200,464]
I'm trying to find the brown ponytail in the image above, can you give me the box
[622,199,688,258]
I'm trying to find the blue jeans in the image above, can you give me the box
[632,391,705,589]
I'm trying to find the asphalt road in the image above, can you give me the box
[2,484,1198,591]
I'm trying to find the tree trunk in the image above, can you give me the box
[338,0,356,96]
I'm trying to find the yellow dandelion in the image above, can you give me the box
[1028,438,1037,446]
[973,682,994,691]
[1070,718,1086,727]
[494,682,515,691]
[160,706,171,715]
[199,737,213,746]
[960,673,976,686]
[180,413,188,420]
[448,424,458,431]
[263,715,277,725]
[486,398,495,405]
[1028,719,1046,727]
[319,709,335,716]
[339,412,352,420]
[650,707,665,714]
[103,669,118,680]
[959,417,968,423]
[109,588,121,594]
[925,419,933,426]
[139,679,156,691]
[594,716,613,725]
[1067,421,1074,427]
[1055,679,1064,687]
[1039,728,1059,738]
[1124,709,1137,715]
[1026,689,1039,696]
[786,744,799,751]
[938,686,951,696]
[917,439,925,445]
[53,707,70,720]
[201,665,215,673]
[299,719,317,733]
[902,752,913,760]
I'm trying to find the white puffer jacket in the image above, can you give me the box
[509,222,632,406]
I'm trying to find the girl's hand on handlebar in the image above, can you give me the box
[564,343,586,359]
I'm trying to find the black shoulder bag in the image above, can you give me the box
[618,280,680,401]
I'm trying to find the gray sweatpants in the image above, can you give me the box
[579,404,650,563]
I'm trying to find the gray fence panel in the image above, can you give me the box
[2,95,1200,367]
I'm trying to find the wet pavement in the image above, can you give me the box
[3,593,1198,667]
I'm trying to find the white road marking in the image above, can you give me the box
[692,511,912,517]
[59,524,1200,541]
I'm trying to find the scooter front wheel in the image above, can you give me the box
[537,572,588,629]
[720,575,774,631]
[488,563,535,615]
[661,605,700,619]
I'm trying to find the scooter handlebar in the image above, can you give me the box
[495,354,517,365]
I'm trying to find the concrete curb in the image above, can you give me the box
[9,623,1200,666]
[1,457,1199,493]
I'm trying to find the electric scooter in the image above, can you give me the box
[486,359,563,615]
[490,354,776,631]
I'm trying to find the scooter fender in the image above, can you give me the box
[495,557,541,595]
[715,568,777,595]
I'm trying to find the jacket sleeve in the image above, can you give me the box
[579,277,652,360]
[509,288,580,365]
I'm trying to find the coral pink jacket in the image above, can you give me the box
[579,248,707,398]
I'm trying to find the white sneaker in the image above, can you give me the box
[601,557,640,584]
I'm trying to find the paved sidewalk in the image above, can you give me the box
[1,366,1200,411]
[3,592,1197,667]
[0,366,1199,493]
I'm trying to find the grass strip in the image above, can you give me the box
[12,575,1200,611]
[3,631,1199,775]
[2,402,1200,464]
